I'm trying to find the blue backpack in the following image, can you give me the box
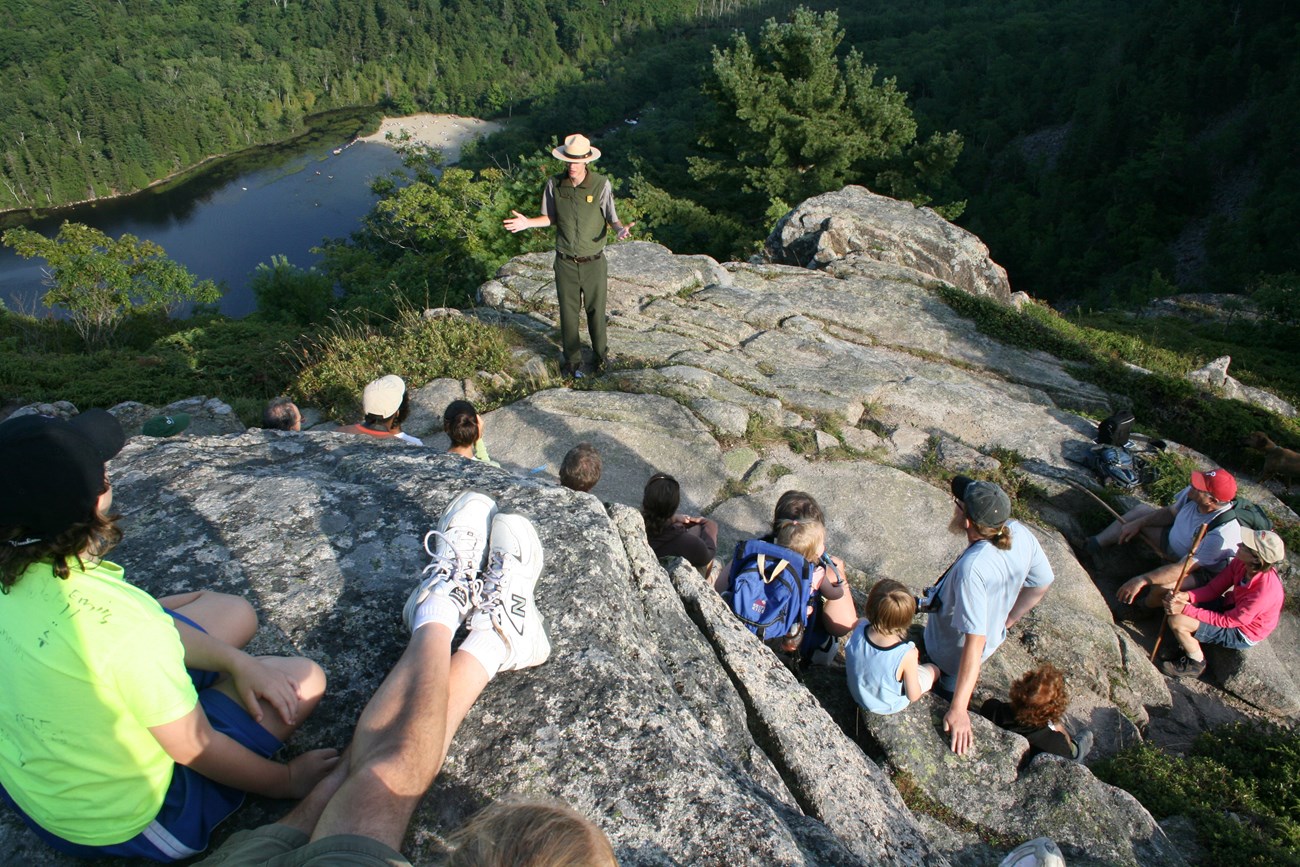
[727,539,816,643]
[1087,445,1140,489]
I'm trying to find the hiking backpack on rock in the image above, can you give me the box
[726,539,815,644]
[1087,444,1140,489]
[1095,411,1135,447]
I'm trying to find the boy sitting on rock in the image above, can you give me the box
[846,579,941,714]
[0,411,336,861]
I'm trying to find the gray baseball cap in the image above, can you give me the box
[951,475,1011,527]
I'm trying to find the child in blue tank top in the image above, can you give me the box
[846,579,941,714]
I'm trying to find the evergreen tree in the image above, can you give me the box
[690,7,961,221]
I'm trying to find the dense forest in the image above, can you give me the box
[0,0,716,210]
[467,0,1299,307]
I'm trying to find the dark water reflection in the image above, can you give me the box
[0,110,404,318]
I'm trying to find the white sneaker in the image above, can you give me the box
[460,513,550,673]
[403,492,497,633]
[999,837,1066,867]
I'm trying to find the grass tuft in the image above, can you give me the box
[290,305,512,422]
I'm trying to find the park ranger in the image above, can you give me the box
[504,133,633,378]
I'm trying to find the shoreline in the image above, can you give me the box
[0,111,503,222]
[355,113,504,163]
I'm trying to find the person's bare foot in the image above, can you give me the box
[274,748,351,835]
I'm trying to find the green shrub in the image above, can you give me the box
[1250,273,1300,327]
[1141,449,1198,506]
[250,255,336,326]
[2,222,220,349]
[0,311,299,423]
[934,286,1300,462]
[290,306,512,421]
[1095,725,1300,866]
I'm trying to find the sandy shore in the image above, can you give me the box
[356,114,504,163]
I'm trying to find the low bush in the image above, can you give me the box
[1141,449,1198,506]
[290,305,512,421]
[0,310,299,423]
[250,255,336,326]
[1094,724,1300,866]
[934,286,1300,462]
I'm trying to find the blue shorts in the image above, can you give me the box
[0,608,282,862]
[1194,621,1255,650]
[1188,598,1256,651]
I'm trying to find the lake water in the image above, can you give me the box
[0,113,405,318]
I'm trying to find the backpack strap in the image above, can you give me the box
[757,553,792,585]
[1206,504,1237,533]
[820,553,844,590]
[927,543,982,600]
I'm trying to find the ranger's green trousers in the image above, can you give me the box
[554,252,608,365]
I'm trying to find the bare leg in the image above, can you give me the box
[1093,504,1155,548]
[276,750,352,835]
[713,561,731,593]
[442,653,491,756]
[1169,612,1204,659]
[159,590,258,649]
[309,624,491,850]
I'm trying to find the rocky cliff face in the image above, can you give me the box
[5,187,1296,865]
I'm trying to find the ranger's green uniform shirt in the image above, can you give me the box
[541,170,620,255]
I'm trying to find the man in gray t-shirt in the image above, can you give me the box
[923,476,1054,755]
[1087,468,1242,610]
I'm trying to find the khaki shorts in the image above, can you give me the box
[195,825,412,867]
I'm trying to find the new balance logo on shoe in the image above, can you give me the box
[508,594,528,635]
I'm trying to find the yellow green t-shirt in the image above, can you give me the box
[0,558,197,845]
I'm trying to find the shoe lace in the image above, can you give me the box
[421,530,476,594]
[472,550,513,622]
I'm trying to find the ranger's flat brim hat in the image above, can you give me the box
[552,133,601,163]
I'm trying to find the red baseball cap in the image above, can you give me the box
[1191,468,1236,502]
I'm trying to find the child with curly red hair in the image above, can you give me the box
[979,663,1093,761]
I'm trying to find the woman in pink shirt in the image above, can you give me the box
[1161,527,1286,679]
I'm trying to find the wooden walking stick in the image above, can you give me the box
[1149,523,1210,662]
[1066,479,1167,559]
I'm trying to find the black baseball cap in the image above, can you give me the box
[0,410,126,539]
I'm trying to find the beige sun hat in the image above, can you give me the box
[1241,527,1286,566]
[552,133,601,163]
